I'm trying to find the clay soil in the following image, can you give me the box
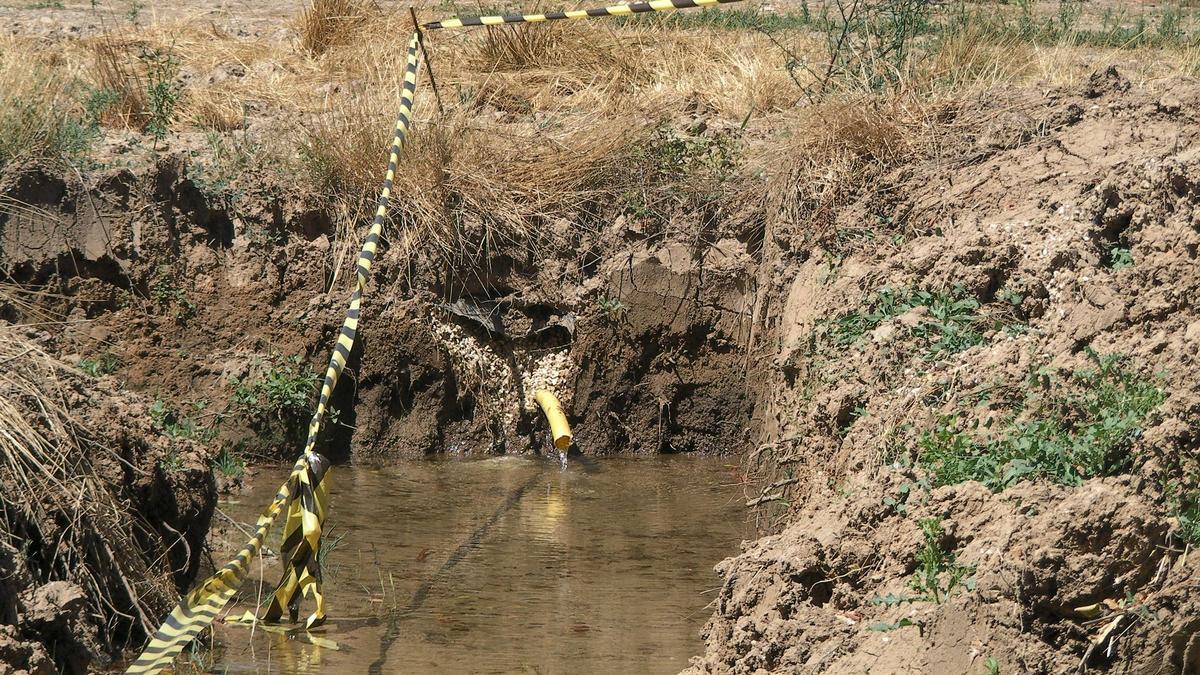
[2,0,1200,673]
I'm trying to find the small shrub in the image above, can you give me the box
[139,47,182,145]
[230,353,319,451]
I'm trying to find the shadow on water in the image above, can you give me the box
[208,454,749,674]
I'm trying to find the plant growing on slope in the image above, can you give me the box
[78,352,120,377]
[229,352,319,452]
[908,517,975,603]
[919,350,1165,491]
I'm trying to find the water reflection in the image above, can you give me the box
[208,455,748,674]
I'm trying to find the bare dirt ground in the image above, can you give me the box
[2,0,1200,672]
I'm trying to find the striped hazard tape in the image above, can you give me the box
[424,0,744,29]
[124,33,422,674]
[130,0,746,669]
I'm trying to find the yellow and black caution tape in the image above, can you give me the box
[125,33,423,674]
[423,0,743,29]
[129,0,745,668]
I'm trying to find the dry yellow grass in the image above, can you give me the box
[6,2,1200,268]
[0,327,179,647]
[295,0,372,56]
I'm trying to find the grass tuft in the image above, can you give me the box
[295,0,370,56]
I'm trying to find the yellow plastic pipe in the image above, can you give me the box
[533,389,573,450]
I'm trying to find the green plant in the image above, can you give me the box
[597,295,627,322]
[159,451,185,473]
[913,290,984,356]
[150,398,218,442]
[984,656,1000,675]
[908,518,975,603]
[212,448,246,479]
[138,46,181,146]
[230,353,319,451]
[1106,245,1134,270]
[78,352,120,377]
[1166,474,1200,548]
[870,592,915,607]
[151,268,196,320]
[809,0,934,95]
[188,131,267,213]
[920,351,1165,490]
[817,285,988,357]
[869,617,917,632]
[996,287,1023,306]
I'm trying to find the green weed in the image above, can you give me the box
[212,448,246,479]
[996,287,1024,307]
[919,351,1165,490]
[597,295,627,322]
[870,592,916,607]
[1166,476,1200,548]
[908,517,975,603]
[1105,245,1134,270]
[187,131,274,214]
[138,46,181,146]
[150,398,219,442]
[159,451,185,473]
[78,352,120,377]
[817,285,987,357]
[617,7,818,32]
[151,269,197,320]
[984,656,1000,675]
[229,352,319,450]
[869,617,917,632]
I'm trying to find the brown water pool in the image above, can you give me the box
[204,455,750,674]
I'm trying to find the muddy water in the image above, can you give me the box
[208,455,749,674]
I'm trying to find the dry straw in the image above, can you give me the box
[0,323,180,653]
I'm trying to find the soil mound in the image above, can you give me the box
[0,326,215,673]
[690,69,1200,673]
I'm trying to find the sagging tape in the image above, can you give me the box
[124,32,423,675]
[131,0,751,665]
[424,0,745,29]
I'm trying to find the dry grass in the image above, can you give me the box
[295,0,371,56]
[5,2,1200,272]
[90,35,150,128]
[0,327,179,652]
[0,37,86,166]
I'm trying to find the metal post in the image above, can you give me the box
[410,7,445,117]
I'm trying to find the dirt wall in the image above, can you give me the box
[688,69,1200,673]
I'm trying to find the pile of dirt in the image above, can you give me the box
[689,68,1200,672]
[0,326,215,673]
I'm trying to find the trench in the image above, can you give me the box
[205,455,749,673]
